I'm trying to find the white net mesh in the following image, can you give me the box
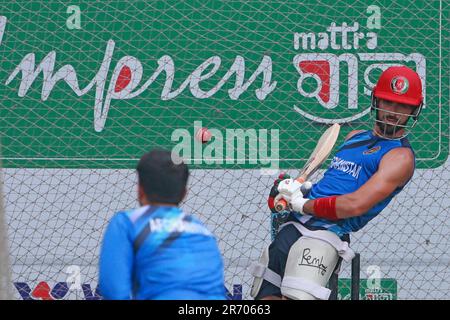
[0,0,448,299]
[3,163,449,299]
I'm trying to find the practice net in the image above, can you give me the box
[0,0,448,299]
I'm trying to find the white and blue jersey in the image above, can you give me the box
[294,130,415,237]
[99,205,225,300]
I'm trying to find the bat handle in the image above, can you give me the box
[275,199,288,212]
[274,177,306,212]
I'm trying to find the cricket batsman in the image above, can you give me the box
[250,66,424,300]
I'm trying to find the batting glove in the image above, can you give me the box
[267,172,291,213]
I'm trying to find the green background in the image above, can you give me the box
[0,1,448,169]
[338,278,397,300]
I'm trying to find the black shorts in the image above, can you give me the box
[255,220,350,300]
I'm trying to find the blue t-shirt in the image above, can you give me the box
[294,130,415,237]
[99,205,225,300]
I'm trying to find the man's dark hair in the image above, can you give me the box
[136,149,189,205]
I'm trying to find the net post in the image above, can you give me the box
[329,271,339,300]
[351,253,360,300]
[0,147,12,300]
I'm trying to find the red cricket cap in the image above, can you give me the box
[373,66,423,107]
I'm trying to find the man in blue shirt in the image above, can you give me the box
[99,149,225,300]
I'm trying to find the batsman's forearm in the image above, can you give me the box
[303,195,365,220]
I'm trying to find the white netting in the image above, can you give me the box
[3,162,449,299]
[0,0,448,299]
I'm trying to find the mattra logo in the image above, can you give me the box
[292,22,426,124]
[14,282,243,300]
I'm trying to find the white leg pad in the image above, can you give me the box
[281,221,355,262]
[249,246,281,298]
[282,276,331,300]
[281,237,339,300]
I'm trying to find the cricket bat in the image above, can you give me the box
[275,123,341,212]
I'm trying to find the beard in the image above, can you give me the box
[376,121,398,136]
[376,112,409,137]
